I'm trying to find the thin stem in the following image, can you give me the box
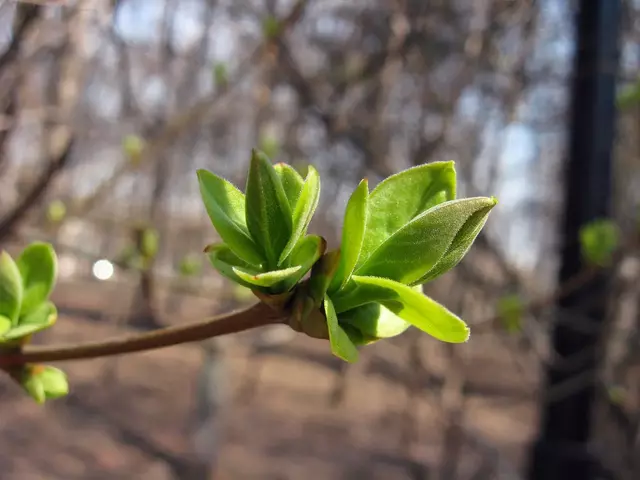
[0,302,284,367]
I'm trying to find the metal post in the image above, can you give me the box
[527,1,621,479]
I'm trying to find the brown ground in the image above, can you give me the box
[0,277,540,480]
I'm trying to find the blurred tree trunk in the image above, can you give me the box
[527,1,621,479]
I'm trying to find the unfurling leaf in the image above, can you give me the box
[357,161,456,269]
[16,243,57,316]
[337,286,422,340]
[205,243,262,290]
[324,296,358,363]
[357,197,497,286]
[1,302,58,342]
[197,169,263,266]
[38,366,69,399]
[245,149,293,267]
[0,251,23,325]
[417,197,498,284]
[281,235,326,290]
[21,371,45,404]
[278,166,321,265]
[307,250,341,308]
[329,179,368,293]
[333,275,469,343]
[233,265,302,288]
[274,163,304,208]
[579,219,620,267]
[20,365,68,404]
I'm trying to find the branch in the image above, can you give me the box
[0,3,40,73]
[0,301,284,367]
[0,137,74,242]
[69,0,309,217]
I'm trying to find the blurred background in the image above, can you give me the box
[0,0,636,479]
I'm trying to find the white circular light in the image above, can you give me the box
[92,259,114,281]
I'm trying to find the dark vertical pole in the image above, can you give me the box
[527,1,621,480]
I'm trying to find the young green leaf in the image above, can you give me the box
[140,228,159,259]
[245,149,293,267]
[2,321,55,342]
[307,250,341,307]
[46,200,66,224]
[233,265,302,288]
[20,300,57,325]
[337,286,422,339]
[417,198,497,284]
[497,294,524,334]
[329,179,368,293]
[0,315,11,335]
[281,235,326,290]
[341,323,379,347]
[37,366,69,399]
[333,275,469,343]
[278,166,321,265]
[356,197,497,286]
[357,161,456,269]
[197,169,263,266]
[205,243,263,290]
[324,296,359,363]
[0,251,23,325]
[579,219,620,267]
[274,163,304,208]
[16,242,57,315]
[21,372,45,404]
[213,62,228,87]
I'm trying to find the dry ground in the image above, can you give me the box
[0,278,540,479]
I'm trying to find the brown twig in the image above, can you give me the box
[0,138,75,242]
[0,302,284,367]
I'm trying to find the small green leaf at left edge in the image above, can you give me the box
[333,275,469,343]
[324,296,358,363]
[0,251,23,325]
[278,166,321,265]
[233,265,302,288]
[3,302,61,342]
[16,242,57,315]
[329,178,368,294]
[37,366,69,400]
[245,149,293,267]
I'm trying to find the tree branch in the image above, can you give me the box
[0,137,74,242]
[0,301,284,367]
